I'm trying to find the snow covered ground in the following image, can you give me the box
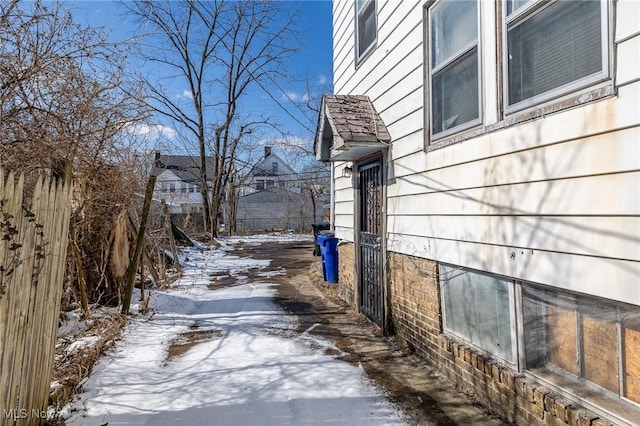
[66,234,407,425]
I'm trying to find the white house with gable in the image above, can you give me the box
[152,153,214,215]
[240,146,300,195]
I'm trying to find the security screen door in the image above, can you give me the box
[358,160,383,326]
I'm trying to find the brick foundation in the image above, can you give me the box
[387,251,611,426]
[337,242,355,305]
[332,245,614,424]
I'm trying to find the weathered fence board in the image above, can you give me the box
[0,169,72,425]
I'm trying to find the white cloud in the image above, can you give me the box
[129,123,177,139]
[282,91,299,102]
[317,75,327,86]
[180,89,194,100]
[282,91,311,103]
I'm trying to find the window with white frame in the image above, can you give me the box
[427,0,481,139]
[504,0,609,112]
[356,0,376,61]
[440,265,517,364]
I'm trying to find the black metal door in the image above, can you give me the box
[358,160,383,326]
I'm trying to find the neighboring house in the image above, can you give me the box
[316,1,640,425]
[240,147,300,195]
[152,153,214,216]
[234,147,324,232]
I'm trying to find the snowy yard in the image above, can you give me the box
[66,235,407,425]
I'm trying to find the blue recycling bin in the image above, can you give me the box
[317,234,339,283]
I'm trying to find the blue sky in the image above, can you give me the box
[71,0,334,155]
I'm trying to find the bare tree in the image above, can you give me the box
[298,163,331,224]
[0,0,148,306]
[125,0,297,237]
[1,1,144,170]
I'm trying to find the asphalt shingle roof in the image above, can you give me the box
[152,155,215,183]
[315,94,391,161]
[322,95,391,144]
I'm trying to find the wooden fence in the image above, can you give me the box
[0,170,72,426]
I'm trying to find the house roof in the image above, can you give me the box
[315,95,391,162]
[248,151,295,178]
[152,154,215,183]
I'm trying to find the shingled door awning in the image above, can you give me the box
[315,95,391,162]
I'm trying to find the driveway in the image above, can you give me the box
[67,235,504,425]
[233,237,505,426]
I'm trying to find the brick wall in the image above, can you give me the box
[337,242,355,305]
[388,251,611,426]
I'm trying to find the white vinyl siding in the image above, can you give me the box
[332,0,639,302]
[331,0,640,422]
[385,83,640,305]
[333,0,425,241]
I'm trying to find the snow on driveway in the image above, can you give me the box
[67,235,407,425]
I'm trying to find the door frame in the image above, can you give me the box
[354,151,390,333]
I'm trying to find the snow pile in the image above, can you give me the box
[67,236,406,425]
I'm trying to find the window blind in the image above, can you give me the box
[508,1,602,105]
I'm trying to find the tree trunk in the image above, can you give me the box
[163,200,181,273]
[71,229,89,319]
[199,144,211,235]
[121,174,156,314]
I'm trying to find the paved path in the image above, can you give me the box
[243,238,506,426]
[67,236,408,425]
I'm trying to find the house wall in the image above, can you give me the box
[334,0,640,303]
[333,0,426,242]
[241,154,300,196]
[331,0,640,424]
[154,170,202,214]
[337,242,356,304]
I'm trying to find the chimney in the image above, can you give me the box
[154,151,161,167]
[264,146,272,158]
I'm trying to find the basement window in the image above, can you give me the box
[523,286,640,409]
[440,265,517,364]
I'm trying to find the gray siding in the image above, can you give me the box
[235,188,320,233]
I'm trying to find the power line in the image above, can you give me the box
[155,174,329,184]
